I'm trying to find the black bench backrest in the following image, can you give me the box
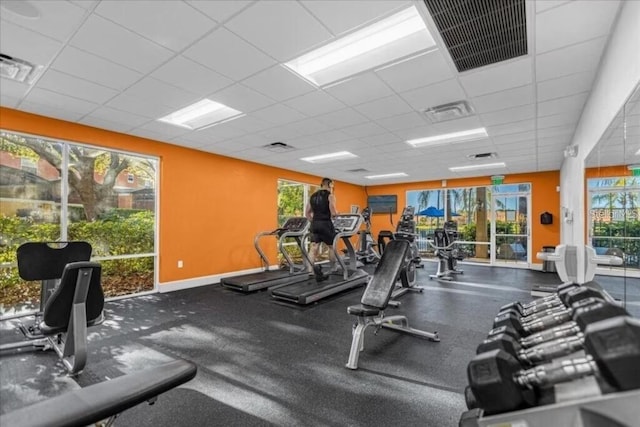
[361,239,409,309]
[43,261,104,330]
[433,229,450,248]
[17,241,92,281]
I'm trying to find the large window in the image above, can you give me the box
[0,131,158,316]
[588,177,640,272]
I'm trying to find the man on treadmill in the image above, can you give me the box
[305,177,338,282]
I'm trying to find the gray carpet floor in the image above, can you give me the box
[0,262,638,426]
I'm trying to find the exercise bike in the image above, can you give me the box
[355,207,380,264]
[429,221,465,281]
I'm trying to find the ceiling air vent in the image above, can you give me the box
[423,0,527,72]
[0,54,42,84]
[423,100,474,123]
[262,142,295,153]
[467,152,498,160]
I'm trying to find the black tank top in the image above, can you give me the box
[310,189,331,220]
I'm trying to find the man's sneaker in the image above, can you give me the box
[313,265,328,282]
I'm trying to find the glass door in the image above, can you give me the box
[491,184,531,266]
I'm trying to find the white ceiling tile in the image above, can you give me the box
[536,70,596,102]
[377,112,428,132]
[537,92,589,117]
[1,1,86,42]
[315,108,368,129]
[536,1,620,54]
[225,1,332,62]
[0,20,63,65]
[69,15,173,73]
[196,121,247,141]
[68,1,99,10]
[186,1,252,23]
[106,93,175,119]
[183,27,276,80]
[222,134,271,149]
[535,1,571,14]
[538,134,572,147]
[401,79,467,111]
[341,122,388,139]
[19,100,87,122]
[486,119,535,137]
[471,85,535,114]
[151,55,233,95]
[131,120,194,139]
[251,104,307,126]
[51,46,143,91]
[459,58,533,97]
[0,78,30,99]
[360,133,403,147]
[479,105,536,127]
[355,95,413,121]
[302,1,410,35]
[95,0,215,52]
[123,78,200,110]
[306,130,351,144]
[211,84,275,113]
[226,115,274,134]
[82,106,150,129]
[127,127,175,143]
[242,66,316,102]
[375,50,454,93]
[24,87,98,115]
[537,125,575,139]
[37,69,119,104]
[275,118,330,138]
[0,94,20,108]
[325,73,395,106]
[283,90,346,117]
[431,116,484,135]
[537,111,582,129]
[536,37,607,82]
[78,116,137,133]
[491,131,536,145]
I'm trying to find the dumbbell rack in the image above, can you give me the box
[474,383,640,426]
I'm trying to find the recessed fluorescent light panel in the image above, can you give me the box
[158,99,243,130]
[407,128,488,148]
[449,162,506,172]
[636,148,640,155]
[365,172,408,180]
[301,151,358,164]
[284,6,435,86]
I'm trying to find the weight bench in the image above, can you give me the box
[1,359,197,427]
[345,239,440,370]
[1,242,104,375]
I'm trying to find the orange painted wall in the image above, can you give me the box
[364,171,561,258]
[585,165,632,179]
[0,107,366,283]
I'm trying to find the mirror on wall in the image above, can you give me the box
[584,84,640,317]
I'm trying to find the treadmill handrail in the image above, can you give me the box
[332,214,364,280]
[253,217,310,271]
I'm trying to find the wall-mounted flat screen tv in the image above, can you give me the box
[367,195,397,214]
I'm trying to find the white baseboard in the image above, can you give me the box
[158,265,279,293]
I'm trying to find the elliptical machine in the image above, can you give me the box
[429,220,464,281]
[355,207,380,264]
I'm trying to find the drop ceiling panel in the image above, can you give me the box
[341,122,388,139]
[242,65,316,102]
[315,108,368,129]
[325,73,395,106]
[459,58,533,98]
[82,106,151,129]
[536,70,596,102]
[123,78,200,110]
[535,1,571,14]
[51,47,143,91]
[491,131,536,145]
[479,104,536,127]
[537,92,589,117]
[185,1,252,23]
[226,115,273,134]
[251,104,307,126]
[0,20,63,64]
[377,112,429,132]
[24,87,98,115]
[0,94,19,108]
[355,95,413,121]
[225,1,333,62]
[274,118,330,138]
[0,78,30,99]
[19,101,87,123]
[537,111,582,129]
[69,15,173,73]
[183,28,276,80]
[536,37,607,82]
[471,85,535,114]
[151,56,233,95]
[538,125,575,139]
[536,0,620,54]
[131,120,193,139]
[1,0,87,42]
[210,84,275,113]
[301,0,410,36]
[375,50,454,94]
[284,91,346,117]
[486,119,535,137]
[106,93,176,119]
[401,79,467,112]
[37,69,119,104]
[79,116,137,134]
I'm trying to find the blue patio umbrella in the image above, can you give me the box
[417,206,460,217]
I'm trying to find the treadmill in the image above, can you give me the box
[221,217,312,292]
[270,214,370,305]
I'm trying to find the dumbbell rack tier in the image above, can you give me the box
[475,385,640,427]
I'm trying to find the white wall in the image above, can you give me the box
[560,0,640,282]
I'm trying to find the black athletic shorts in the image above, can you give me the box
[310,219,336,246]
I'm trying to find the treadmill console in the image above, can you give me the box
[333,214,361,233]
[281,217,310,233]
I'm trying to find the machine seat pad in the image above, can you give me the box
[347,304,381,317]
[360,239,409,309]
[1,359,197,427]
